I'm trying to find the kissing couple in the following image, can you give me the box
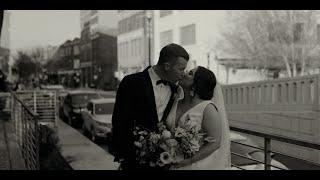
[112,43,231,170]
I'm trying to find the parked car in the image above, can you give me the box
[40,84,64,91]
[81,98,115,142]
[60,90,102,127]
[230,132,289,170]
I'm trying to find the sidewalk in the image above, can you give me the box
[0,117,10,170]
[57,119,120,170]
[0,112,26,170]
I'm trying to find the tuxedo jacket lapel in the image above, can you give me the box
[142,67,159,127]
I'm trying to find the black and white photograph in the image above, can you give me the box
[1,10,320,171]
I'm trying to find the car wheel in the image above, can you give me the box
[82,123,88,136]
[68,117,72,126]
[106,132,112,144]
[91,129,96,142]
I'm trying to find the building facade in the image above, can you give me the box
[0,10,10,76]
[47,38,81,87]
[0,10,10,50]
[116,10,154,80]
[153,10,266,84]
[80,10,118,89]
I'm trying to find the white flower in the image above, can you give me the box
[149,133,161,144]
[189,139,200,152]
[165,139,178,147]
[174,127,187,138]
[160,152,174,165]
[159,143,170,151]
[161,130,172,139]
[134,141,143,148]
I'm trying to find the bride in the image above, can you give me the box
[166,66,231,170]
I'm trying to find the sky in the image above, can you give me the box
[8,10,80,51]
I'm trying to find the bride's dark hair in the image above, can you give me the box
[193,66,216,100]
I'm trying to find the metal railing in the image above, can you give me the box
[11,92,40,170]
[15,90,58,129]
[230,126,320,170]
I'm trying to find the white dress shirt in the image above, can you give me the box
[148,67,171,122]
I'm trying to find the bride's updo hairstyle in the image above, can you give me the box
[193,66,216,100]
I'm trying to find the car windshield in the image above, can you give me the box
[95,103,114,115]
[71,93,100,105]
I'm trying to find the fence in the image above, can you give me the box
[10,92,40,170]
[222,74,320,164]
[15,90,59,129]
[230,126,320,170]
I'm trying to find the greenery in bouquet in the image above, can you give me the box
[133,117,213,169]
[133,122,182,169]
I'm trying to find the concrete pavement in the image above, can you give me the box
[0,112,26,170]
[57,119,120,170]
[0,119,10,170]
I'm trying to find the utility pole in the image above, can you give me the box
[207,52,210,69]
[146,10,152,67]
[147,16,152,66]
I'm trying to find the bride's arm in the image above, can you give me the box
[175,104,222,167]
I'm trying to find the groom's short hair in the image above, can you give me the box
[157,43,189,65]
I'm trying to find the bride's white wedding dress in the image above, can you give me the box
[166,84,231,170]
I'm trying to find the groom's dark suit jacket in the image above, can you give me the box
[111,66,159,168]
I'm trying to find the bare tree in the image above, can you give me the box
[30,47,45,80]
[217,10,320,78]
[12,51,37,83]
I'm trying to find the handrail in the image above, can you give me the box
[230,126,320,150]
[230,126,320,170]
[11,92,39,118]
[10,92,40,170]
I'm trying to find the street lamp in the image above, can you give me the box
[146,11,152,66]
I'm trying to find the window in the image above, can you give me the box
[160,30,173,49]
[138,12,144,28]
[90,16,98,25]
[131,39,135,56]
[74,46,79,55]
[125,41,129,58]
[129,16,134,31]
[268,23,276,42]
[268,22,290,44]
[138,38,142,55]
[123,42,126,58]
[160,10,172,17]
[91,10,98,16]
[128,41,131,57]
[95,103,114,115]
[118,42,122,58]
[317,24,320,44]
[293,23,304,43]
[180,24,196,45]
[118,20,123,34]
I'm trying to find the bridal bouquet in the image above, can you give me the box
[133,117,208,169]
[133,122,181,169]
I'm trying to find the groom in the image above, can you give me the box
[111,43,189,170]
